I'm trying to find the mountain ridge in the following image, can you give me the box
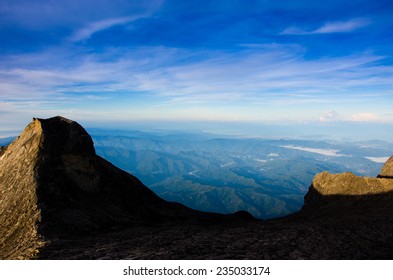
[1,116,393,259]
[92,131,388,219]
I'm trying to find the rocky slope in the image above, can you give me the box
[1,116,393,259]
[0,117,43,259]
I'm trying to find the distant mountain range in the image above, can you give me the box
[90,128,392,219]
[1,116,393,260]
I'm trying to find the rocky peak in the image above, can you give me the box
[36,116,95,156]
[301,169,393,220]
[0,116,209,259]
[310,171,393,196]
[0,116,94,166]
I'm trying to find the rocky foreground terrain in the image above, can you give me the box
[1,116,393,259]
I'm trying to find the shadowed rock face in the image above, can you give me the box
[32,116,176,233]
[1,116,393,260]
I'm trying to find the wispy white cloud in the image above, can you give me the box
[315,18,370,33]
[1,44,392,124]
[69,15,143,42]
[280,145,346,157]
[134,49,392,106]
[281,18,370,35]
[0,47,388,100]
[351,112,379,122]
[319,110,338,122]
[0,0,163,29]
[365,157,390,163]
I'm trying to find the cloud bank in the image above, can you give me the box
[281,18,370,35]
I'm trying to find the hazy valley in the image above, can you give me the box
[2,127,391,220]
[89,128,393,219]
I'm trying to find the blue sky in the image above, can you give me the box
[1,0,393,139]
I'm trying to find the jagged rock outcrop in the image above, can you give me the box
[378,156,393,178]
[300,171,393,220]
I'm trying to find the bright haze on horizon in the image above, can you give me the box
[0,0,392,140]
